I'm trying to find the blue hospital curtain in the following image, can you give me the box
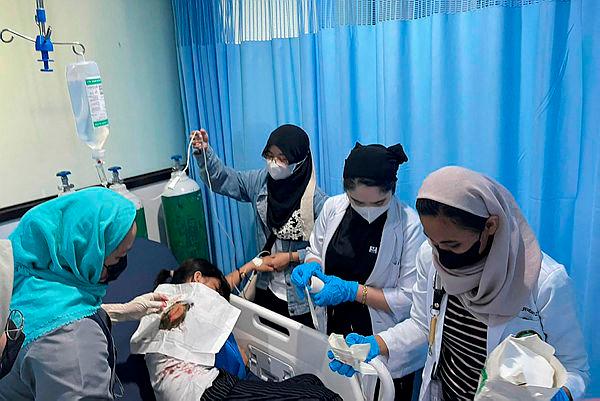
[172,1,600,395]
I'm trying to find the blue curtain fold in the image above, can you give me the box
[172,0,599,395]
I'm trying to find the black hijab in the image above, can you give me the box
[262,124,313,230]
[343,142,408,182]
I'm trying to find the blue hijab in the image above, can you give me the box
[9,188,136,346]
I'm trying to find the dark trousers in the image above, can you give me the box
[201,370,342,401]
[392,372,415,400]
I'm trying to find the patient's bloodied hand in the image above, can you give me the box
[159,301,194,330]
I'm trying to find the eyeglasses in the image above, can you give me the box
[264,154,289,165]
[5,310,24,341]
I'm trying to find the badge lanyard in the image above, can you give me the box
[428,273,445,355]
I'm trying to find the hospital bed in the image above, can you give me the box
[105,238,395,401]
[231,294,395,401]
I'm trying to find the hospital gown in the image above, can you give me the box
[145,353,219,401]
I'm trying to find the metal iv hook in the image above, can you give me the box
[1,27,86,56]
[1,28,35,44]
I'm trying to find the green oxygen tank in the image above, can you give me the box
[108,166,148,239]
[161,155,209,263]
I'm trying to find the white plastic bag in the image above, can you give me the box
[475,333,567,401]
[130,283,240,366]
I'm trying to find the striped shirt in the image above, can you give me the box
[438,295,488,401]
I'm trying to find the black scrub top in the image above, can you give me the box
[324,206,387,336]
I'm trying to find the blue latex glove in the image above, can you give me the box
[327,333,380,377]
[550,389,571,401]
[328,350,357,377]
[346,333,380,362]
[312,270,359,307]
[290,261,322,298]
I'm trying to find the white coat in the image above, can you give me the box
[378,242,590,400]
[306,194,427,378]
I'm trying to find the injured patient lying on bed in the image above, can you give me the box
[130,280,341,401]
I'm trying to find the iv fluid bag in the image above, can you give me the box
[66,61,109,151]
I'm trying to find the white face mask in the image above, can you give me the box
[350,198,392,224]
[266,160,297,180]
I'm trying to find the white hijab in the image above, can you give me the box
[0,240,14,332]
[418,166,542,323]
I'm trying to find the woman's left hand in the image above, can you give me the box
[312,271,358,307]
[262,252,292,272]
[327,333,380,377]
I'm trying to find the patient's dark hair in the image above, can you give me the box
[155,258,231,301]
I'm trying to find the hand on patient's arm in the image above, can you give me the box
[102,292,168,323]
[253,257,277,273]
[226,260,275,289]
[262,252,299,272]
[226,262,253,289]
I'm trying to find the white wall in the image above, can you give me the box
[130,181,169,244]
[0,181,169,242]
[0,220,18,240]
[0,0,185,208]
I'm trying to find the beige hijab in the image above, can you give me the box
[418,166,542,323]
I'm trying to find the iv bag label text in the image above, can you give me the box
[85,77,109,128]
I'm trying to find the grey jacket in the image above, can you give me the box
[0,318,114,401]
[195,147,328,315]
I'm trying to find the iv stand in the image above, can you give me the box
[0,0,86,72]
[1,1,111,188]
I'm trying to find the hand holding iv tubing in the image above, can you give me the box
[190,130,304,289]
[189,129,249,289]
[149,139,196,201]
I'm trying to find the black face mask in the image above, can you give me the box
[435,235,494,270]
[103,255,128,283]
